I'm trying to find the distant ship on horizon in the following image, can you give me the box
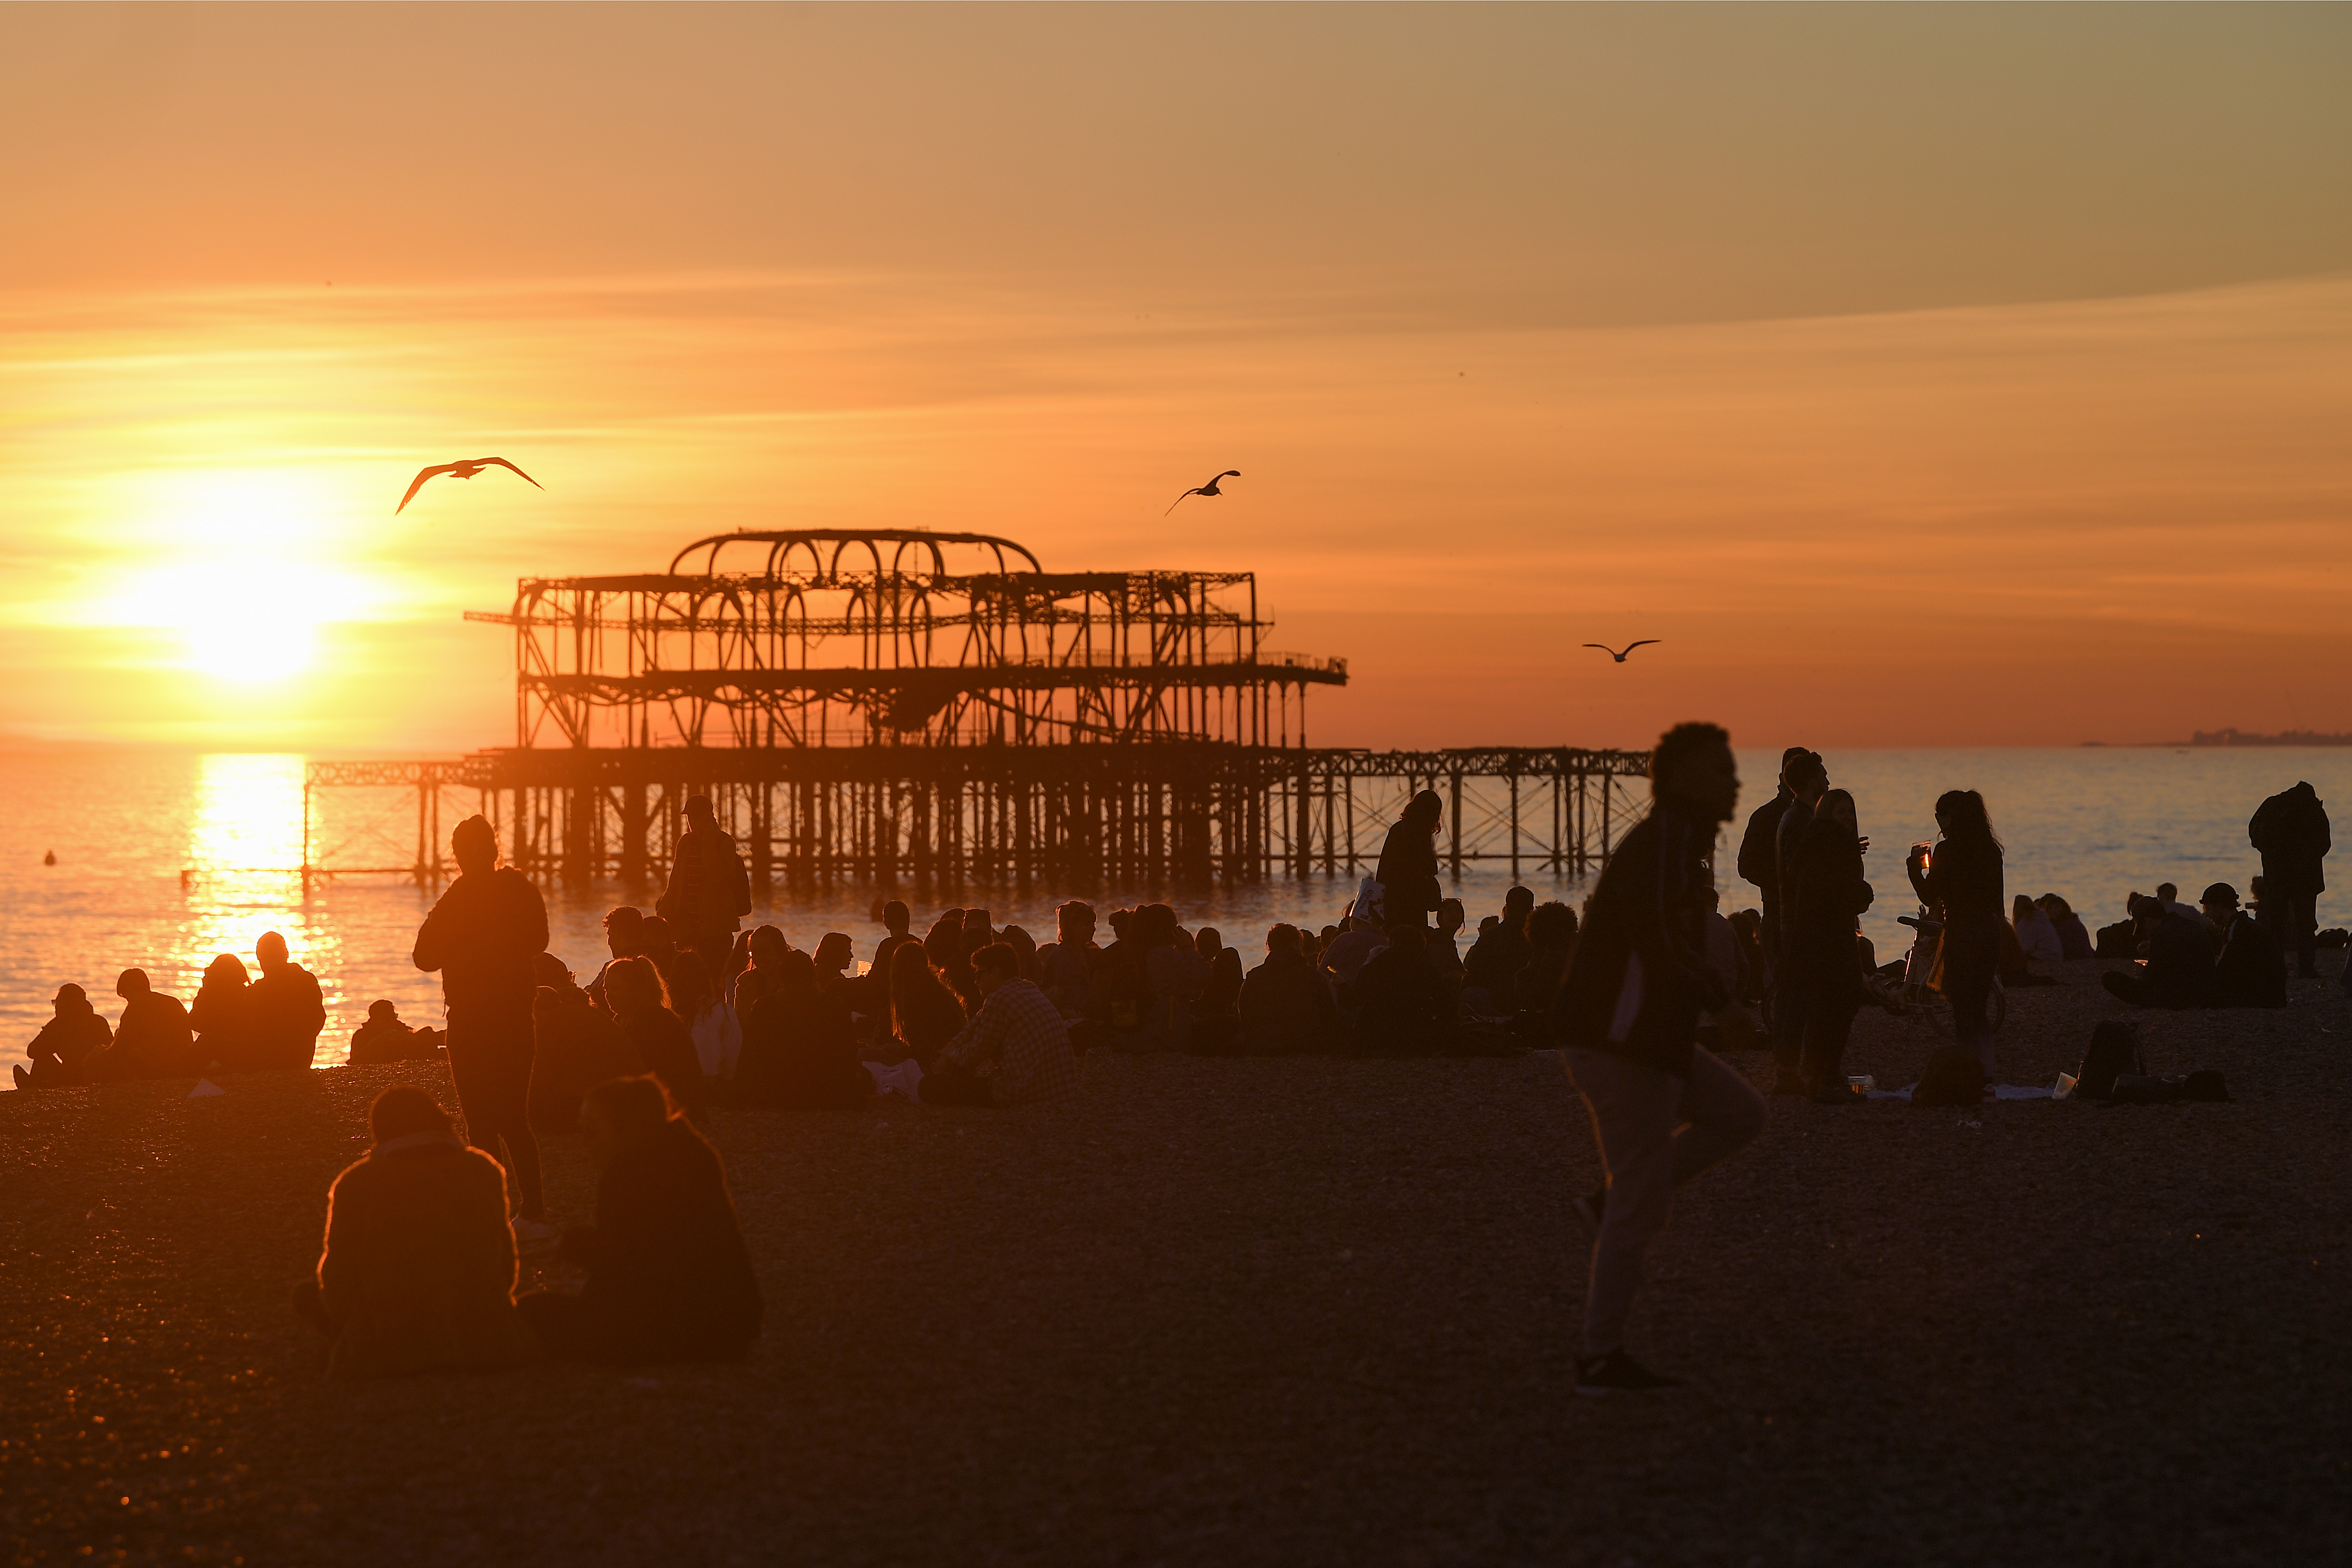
[2081,728,2352,748]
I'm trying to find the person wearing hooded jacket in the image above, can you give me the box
[2250,781,2330,979]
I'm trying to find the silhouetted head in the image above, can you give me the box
[2013,895,2038,925]
[1135,903,1179,948]
[1195,926,1223,957]
[1502,886,1534,928]
[603,906,645,960]
[971,941,1021,997]
[1057,901,1096,944]
[2129,894,2167,929]
[1651,722,1739,822]
[116,968,150,999]
[749,925,789,971]
[684,794,716,827]
[814,932,853,975]
[1778,746,1811,791]
[1384,920,1424,954]
[2200,882,2240,917]
[368,998,400,1021]
[1478,915,1499,936]
[1528,901,1579,950]
[1402,790,1444,837]
[999,925,1038,974]
[451,814,498,877]
[2039,893,2074,920]
[532,953,572,990]
[1437,897,1464,936]
[638,915,677,955]
[1934,790,1998,848]
[1267,923,1301,956]
[773,947,819,1003]
[1785,751,1828,805]
[602,955,669,1019]
[2155,881,2178,904]
[204,953,249,989]
[255,931,290,974]
[889,939,946,1009]
[369,1085,452,1146]
[580,1075,675,1171]
[52,983,90,1017]
[883,899,910,935]
[962,908,992,933]
[1107,909,1133,940]
[1817,788,1857,834]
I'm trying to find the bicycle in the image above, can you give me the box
[1872,908,2005,1040]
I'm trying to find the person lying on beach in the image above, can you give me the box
[733,948,870,1110]
[347,999,444,1066]
[2202,882,2287,1009]
[518,1075,763,1364]
[292,1086,539,1380]
[602,954,706,1112]
[102,968,195,1080]
[14,983,111,1089]
[529,954,645,1134]
[2101,895,2217,1010]
[919,942,1080,1107]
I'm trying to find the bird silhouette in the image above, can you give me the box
[395,457,543,514]
[1584,640,1660,663]
[1164,470,1241,516]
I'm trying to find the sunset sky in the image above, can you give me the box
[3,4,2347,753]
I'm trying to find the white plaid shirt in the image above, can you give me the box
[939,978,1081,1106]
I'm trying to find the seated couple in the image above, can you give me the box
[2101,884,2285,1012]
[908,941,1082,1108]
[293,1078,761,1377]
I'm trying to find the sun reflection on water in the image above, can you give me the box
[180,753,342,1065]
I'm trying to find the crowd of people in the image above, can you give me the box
[13,758,2336,1393]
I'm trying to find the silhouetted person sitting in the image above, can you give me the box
[1375,790,1446,931]
[1428,898,1467,997]
[728,925,792,1039]
[1460,886,1534,1015]
[2155,882,2208,929]
[1188,926,1244,1053]
[999,923,1040,982]
[1239,924,1337,1055]
[2201,882,2287,1009]
[869,900,918,1008]
[529,954,645,1135]
[14,984,111,1089]
[736,949,871,1110]
[2040,894,2095,959]
[187,953,255,1072]
[414,816,552,1245]
[1514,902,1581,1016]
[1319,902,1391,1003]
[586,906,647,1013]
[348,1000,443,1066]
[2101,895,2217,1010]
[104,968,195,1080]
[813,931,858,1002]
[1352,924,1456,1056]
[249,931,326,1071]
[656,794,751,989]
[518,1076,762,1365]
[2251,780,2330,978]
[1133,903,1207,1053]
[2012,895,2064,965]
[291,1086,539,1380]
[602,956,707,1112]
[921,943,1081,1108]
[886,941,967,1068]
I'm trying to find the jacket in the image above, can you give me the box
[1374,822,1442,923]
[2250,784,2330,894]
[415,867,550,1010]
[561,1117,762,1362]
[314,1136,539,1379]
[1551,799,1728,1075]
[1238,950,1336,1055]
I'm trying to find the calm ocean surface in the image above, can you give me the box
[8,746,2348,1071]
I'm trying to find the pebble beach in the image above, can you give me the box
[6,955,2350,1565]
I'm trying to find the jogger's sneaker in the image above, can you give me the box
[1571,1185,1607,1240]
[1574,1348,1682,1395]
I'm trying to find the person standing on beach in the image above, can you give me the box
[657,794,752,985]
[1785,789,1873,1100]
[1736,746,1811,1022]
[1768,751,1829,1093]
[1908,790,2005,1075]
[1375,790,1446,932]
[1552,722,1767,1394]
[2250,781,2330,979]
[414,815,554,1250]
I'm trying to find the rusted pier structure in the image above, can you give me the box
[306,528,1651,890]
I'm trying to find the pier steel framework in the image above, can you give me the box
[308,529,1652,891]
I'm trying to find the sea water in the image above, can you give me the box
[7,746,2349,1068]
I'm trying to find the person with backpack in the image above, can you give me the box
[1551,722,1766,1395]
[2249,781,2330,979]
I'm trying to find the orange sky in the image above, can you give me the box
[3,5,2348,752]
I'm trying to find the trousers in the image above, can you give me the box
[1564,1044,1767,1355]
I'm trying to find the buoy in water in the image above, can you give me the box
[42,850,56,866]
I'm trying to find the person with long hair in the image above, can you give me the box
[1908,789,2005,1075]
[601,954,706,1111]
[187,953,256,1073]
[1786,788,1873,1100]
[1551,721,1766,1395]
[888,940,968,1068]
[1375,789,1445,930]
[736,948,871,1110]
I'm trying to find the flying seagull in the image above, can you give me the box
[1584,640,1660,663]
[395,457,543,514]
[1164,470,1241,516]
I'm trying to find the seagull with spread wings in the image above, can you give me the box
[1164,470,1241,516]
[395,457,543,514]
[1585,640,1660,663]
